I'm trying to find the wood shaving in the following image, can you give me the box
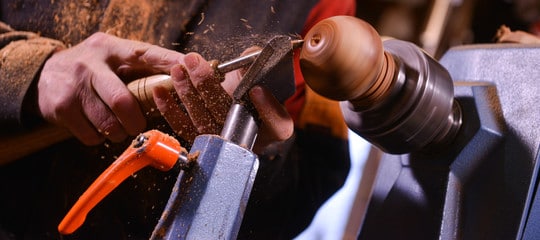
[198,12,205,25]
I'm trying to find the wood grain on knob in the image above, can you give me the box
[300,16,395,107]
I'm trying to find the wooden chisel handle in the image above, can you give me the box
[0,74,175,165]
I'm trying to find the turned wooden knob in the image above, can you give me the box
[300,16,395,106]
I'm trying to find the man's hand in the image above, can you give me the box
[37,32,185,145]
[153,52,294,153]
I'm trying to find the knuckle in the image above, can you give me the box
[49,96,76,121]
[131,43,153,60]
[83,32,110,48]
[52,100,71,116]
[72,60,92,78]
[279,125,294,141]
[108,91,134,113]
[141,45,179,66]
[95,117,125,141]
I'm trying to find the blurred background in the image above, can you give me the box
[355,0,540,58]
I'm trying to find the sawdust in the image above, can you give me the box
[53,0,104,46]
[188,150,200,163]
[99,0,159,42]
[4,0,296,148]
[50,0,182,47]
[198,13,205,26]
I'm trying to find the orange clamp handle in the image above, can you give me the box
[58,129,187,235]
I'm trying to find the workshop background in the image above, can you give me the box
[357,0,538,58]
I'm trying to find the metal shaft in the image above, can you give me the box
[220,103,258,149]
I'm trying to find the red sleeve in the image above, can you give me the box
[285,0,357,123]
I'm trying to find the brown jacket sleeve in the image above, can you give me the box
[0,22,65,131]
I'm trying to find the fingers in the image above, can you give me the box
[152,85,198,143]
[41,92,106,146]
[171,63,220,135]
[86,33,184,75]
[41,67,145,144]
[137,44,185,71]
[79,90,127,143]
[66,115,106,146]
[154,53,237,142]
[248,86,294,149]
[155,51,294,151]
[249,85,294,140]
[37,33,188,145]
[221,46,261,94]
[183,53,232,124]
[90,64,146,137]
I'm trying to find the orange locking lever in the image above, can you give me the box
[58,130,190,235]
